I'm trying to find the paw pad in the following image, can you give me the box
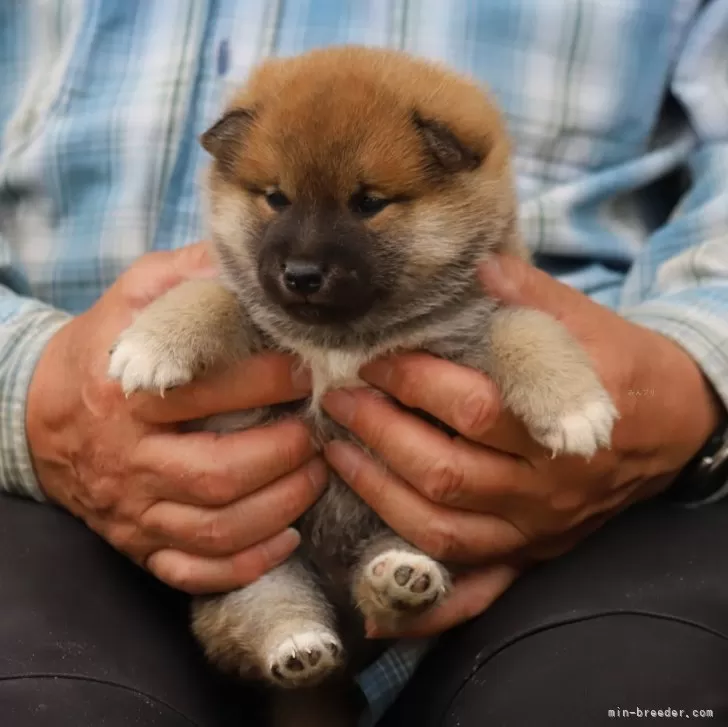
[267,630,343,687]
[363,550,449,616]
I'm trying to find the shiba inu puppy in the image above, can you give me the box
[108,46,617,725]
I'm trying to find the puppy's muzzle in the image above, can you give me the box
[261,251,377,326]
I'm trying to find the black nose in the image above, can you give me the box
[282,259,325,296]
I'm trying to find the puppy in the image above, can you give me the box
[108,46,617,725]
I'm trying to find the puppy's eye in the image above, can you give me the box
[350,193,392,218]
[265,190,291,211]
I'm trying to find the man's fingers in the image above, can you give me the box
[478,254,576,313]
[140,458,327,556]
[167,241,216,278]
[478,254,617,342]
[128,353,311,423]
[324,440,527,563]
[84,515,162,566]
[146,528,301,594]
[360,354,502,440]
[322,388,533,511]
[119,242,219,307]
[138,419,317,505]
[366,565,520,639]
[357,354,534,454]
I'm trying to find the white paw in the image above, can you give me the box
[107,328,196,396]
[267,629,343,688]
[363,550,449,615]
[533,399,618,458]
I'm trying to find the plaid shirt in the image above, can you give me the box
[2,0,728,723]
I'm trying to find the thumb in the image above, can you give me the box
[478,254,583,318]
[166,240,218,280]
[365,564,519,639]
[122,241,220,306]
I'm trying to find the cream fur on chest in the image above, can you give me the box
[288,319,459,412]
[297,346,371,410]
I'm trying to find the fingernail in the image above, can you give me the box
[323,440,362,479]
[458,390,495,435]
[479,255,502,284]
[359,359,393,387]
[478,255,519,299]
[321,389,358,425]
[270,527,301,558]
[365,621,393,640]
[306,458,329,491]
[364,621,379,638]
[189,265,219,280]
[291,365,312,394]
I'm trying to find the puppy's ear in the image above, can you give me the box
[200,108,256,160]
[412,111,483,174]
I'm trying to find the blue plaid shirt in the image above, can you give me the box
[2,1,728,723]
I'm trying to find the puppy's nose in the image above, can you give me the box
[282,259,326,296]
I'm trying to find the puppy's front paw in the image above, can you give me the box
[531,396,618,458]
[487,307,619,460]
[267,627,343,688]
[357,550,450,624]
[108,325,199,396]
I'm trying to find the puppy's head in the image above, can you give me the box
[202,46,518,348]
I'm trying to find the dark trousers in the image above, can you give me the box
[1,493,727,727]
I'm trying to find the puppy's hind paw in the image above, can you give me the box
[358,550,450,623]
[267,628,343,688]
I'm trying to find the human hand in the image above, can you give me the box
[26,243,324,594]
[323,254,722,637]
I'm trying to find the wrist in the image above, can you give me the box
[1,308,72,501]
[654,331,724,453]
[25,315,79,503]
[666,413,728,504]
[650,330,728,504]
[621,298,728,448]
[629,326,724,481]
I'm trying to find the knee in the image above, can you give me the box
[446,614,728,727]
[0,677,192,727]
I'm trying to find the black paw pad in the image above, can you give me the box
[411,574,431,593]
[285,655,305,672]
[394,565,414,586]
